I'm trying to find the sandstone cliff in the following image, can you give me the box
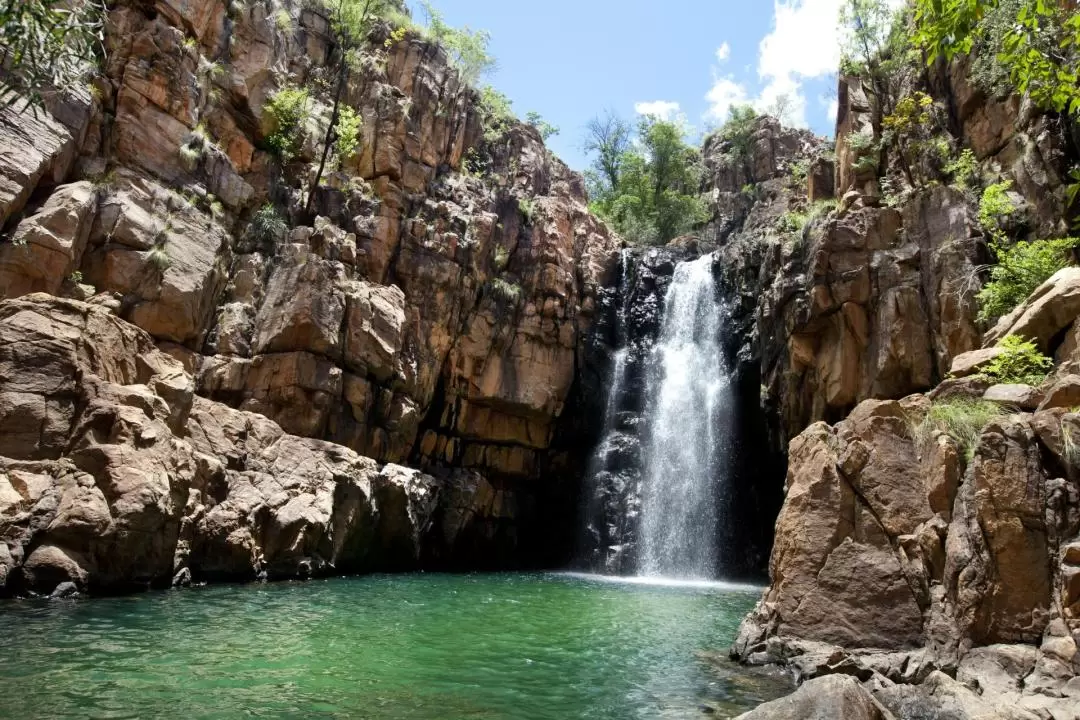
[0,0,619,594]
[721,43,1080,720]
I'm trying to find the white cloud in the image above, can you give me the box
[704,0,906,129]
[715,42,731,63]
[634,100,682,121]
[704,76,749,122]
[820,93,839,124]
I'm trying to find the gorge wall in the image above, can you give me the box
[0,0,621,595]
[718,50,1080,720]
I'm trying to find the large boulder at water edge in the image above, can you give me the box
[733,394,1080,719]
[735,675,893,720]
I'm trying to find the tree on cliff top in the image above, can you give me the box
[0,0,105,114]
[585,115,708,246]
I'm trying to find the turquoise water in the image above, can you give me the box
[0,573,789,719]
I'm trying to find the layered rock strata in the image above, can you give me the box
[0,0,620,591]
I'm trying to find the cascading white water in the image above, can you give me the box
[638,254,732,579]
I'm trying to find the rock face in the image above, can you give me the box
[0,295,448,593]
[732,396,1080,719]
[0,0,620,585]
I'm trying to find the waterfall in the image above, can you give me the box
[638,254,732,579]
[581,250,635,570]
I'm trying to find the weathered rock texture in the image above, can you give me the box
[712,118,987,458]
[0,295,448,593]
[732,395,1080,719]
[0,0,619,591]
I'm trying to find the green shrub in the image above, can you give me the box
[492,246,510,271]
[977,236,1079,323]
[712,105,758,161]
[274,9,291,32]
[789,158,810,186]
[478,85,515,143]
[247,204,287,247]
[916,399,1006,461]
[525,111,559,142]
[778,200,835,237]
[978,181,1019,239]
[944,148,980,190]
[487,277,522,305]
[419,0,495,85]
[777,210,808,235]
[334,105,362,166]
[981,334,1053,386]
[264,85,311,161]
[518,198,535,225]
[148,245,171,272]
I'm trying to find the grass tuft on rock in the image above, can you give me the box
[915,399,1007,461]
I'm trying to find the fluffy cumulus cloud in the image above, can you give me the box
[715,42,731,63]
[704,77,749,125]
[705,0,904,129]
[634,100,682,121]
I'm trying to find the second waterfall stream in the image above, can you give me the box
[638,253,733,579]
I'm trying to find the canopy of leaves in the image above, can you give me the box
[587,116,708,246]
[709,105,758,162]
[913,0,1080,116]
[0,0,105,112]
[478,85,515,143]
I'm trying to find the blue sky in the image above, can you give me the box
[407,0,863,171]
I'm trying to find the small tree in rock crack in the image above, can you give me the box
[305,0,398,213]
[0,0,106,114]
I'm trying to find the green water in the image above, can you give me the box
[0,573,789,719]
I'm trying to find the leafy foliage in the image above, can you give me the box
[264,85,311,161]
[587,116,708,245]
[487,277,522,306]
[978,181,1019,239]
[518,197,535,225]
[478,85,515,143]
[977,236,1080,323]
[247,204,288,248]
[334,105,362,166]
[881,91,947,186]
[944,149,980,190]
[913,0,1080,116]
[584,111,632,201]
[0,0,106,112]
[915,399,1005,461]
[525,111,559,142]
[981,334,1054,386]
[419,0,495,85]
[147,245,172,272]
[710,105,759,162]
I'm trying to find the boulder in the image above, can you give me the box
[983,383,1043,410]
[986,267,1080,352]
[0,182,97,298]
[0,295,442,593]
[1038,374,1080,411]
[736,675,892,720]
[950,347,1006,378]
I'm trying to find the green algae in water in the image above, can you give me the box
[0,573,791,719]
